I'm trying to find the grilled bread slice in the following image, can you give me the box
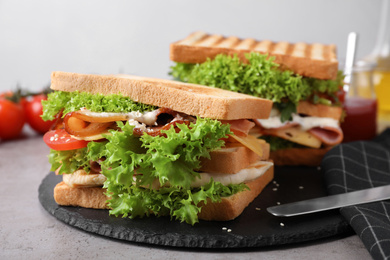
[170,31,338,80]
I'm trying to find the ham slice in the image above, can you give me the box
[308,126,343,146]
[221,119,255,137]
[255,117,344,147]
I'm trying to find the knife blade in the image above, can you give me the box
[267,184,390,217]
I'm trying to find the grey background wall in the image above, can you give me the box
[0,0,383,92]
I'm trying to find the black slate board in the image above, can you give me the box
[38,166,352,248]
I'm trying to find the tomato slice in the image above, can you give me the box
[43,129,89,150]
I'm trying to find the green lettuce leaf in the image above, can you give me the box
[42,91,157,121]
[48,148,90,174]
[170,53,344,121]
[105,179,248,225]
[259,135,305,151]
[170,53,310,104]
[85,118,240,224]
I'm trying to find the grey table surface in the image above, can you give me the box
[0,127,372,260]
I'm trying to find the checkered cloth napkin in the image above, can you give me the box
[321,128,390,260]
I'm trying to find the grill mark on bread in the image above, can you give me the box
[286,43,294,57]
[170,31,339,79]
[272,41,289,55]
[216,36,241,48]
[179,31,208,46]
[196,34,224,47]
[253,40,273,54]
[235,38,257,50]
[305,43,312,62]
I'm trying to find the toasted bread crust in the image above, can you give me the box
[270,147,332,166]
[54,182,110,209]
[200,143,269,174]
[297,101,343,120]
[50,71,272,120]
[197,164,274,221]
[53,163,274,221]
[170,31,338,80]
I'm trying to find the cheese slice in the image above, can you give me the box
[71,131,112,141]
[228,134,265,157]
[266,126,322,148]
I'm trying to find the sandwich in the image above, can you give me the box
[41,71,274,225]
[169,31,345,166]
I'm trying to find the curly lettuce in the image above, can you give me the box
[48,148,90,174]
[105,179,248,225]
[170,53,344,120]
[42,91,157,121]
[85,118,242,225]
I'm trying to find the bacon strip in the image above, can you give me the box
[133,120,190,137]
[308,126,344,146]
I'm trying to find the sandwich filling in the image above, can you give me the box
[170,52,345,151]
[42,90,271,225]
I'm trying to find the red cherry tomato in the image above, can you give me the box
[0,98,26,140]
[336,88,346,105]
[24,94,55,134]
[43,129,89,150]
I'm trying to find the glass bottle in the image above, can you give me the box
[358,0,390,126]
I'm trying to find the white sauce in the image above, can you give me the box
[79,108,160,126]
[256,109,340,131]
[191,161,273,187]
[63,161,274,188]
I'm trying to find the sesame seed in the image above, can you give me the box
[50,137,54,141]
[280,223,285,227]
[255,207,261,211]
[273,188,278,191]
[299,186,304,190]
[276,183,280,187]
[277,202,281,205]
[273,181,277,184]
[222,227,227,230]
[227,229,232,232]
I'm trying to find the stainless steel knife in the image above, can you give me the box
[267,184,390,217]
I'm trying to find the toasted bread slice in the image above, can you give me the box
[50,72,272,120]
[198,164,274,221]
[269,147,332,166]
[54,162,274,221]
[200,143,269,174]
[54,182,110,209]
[170,31,338,80]
[297,101,343,120]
